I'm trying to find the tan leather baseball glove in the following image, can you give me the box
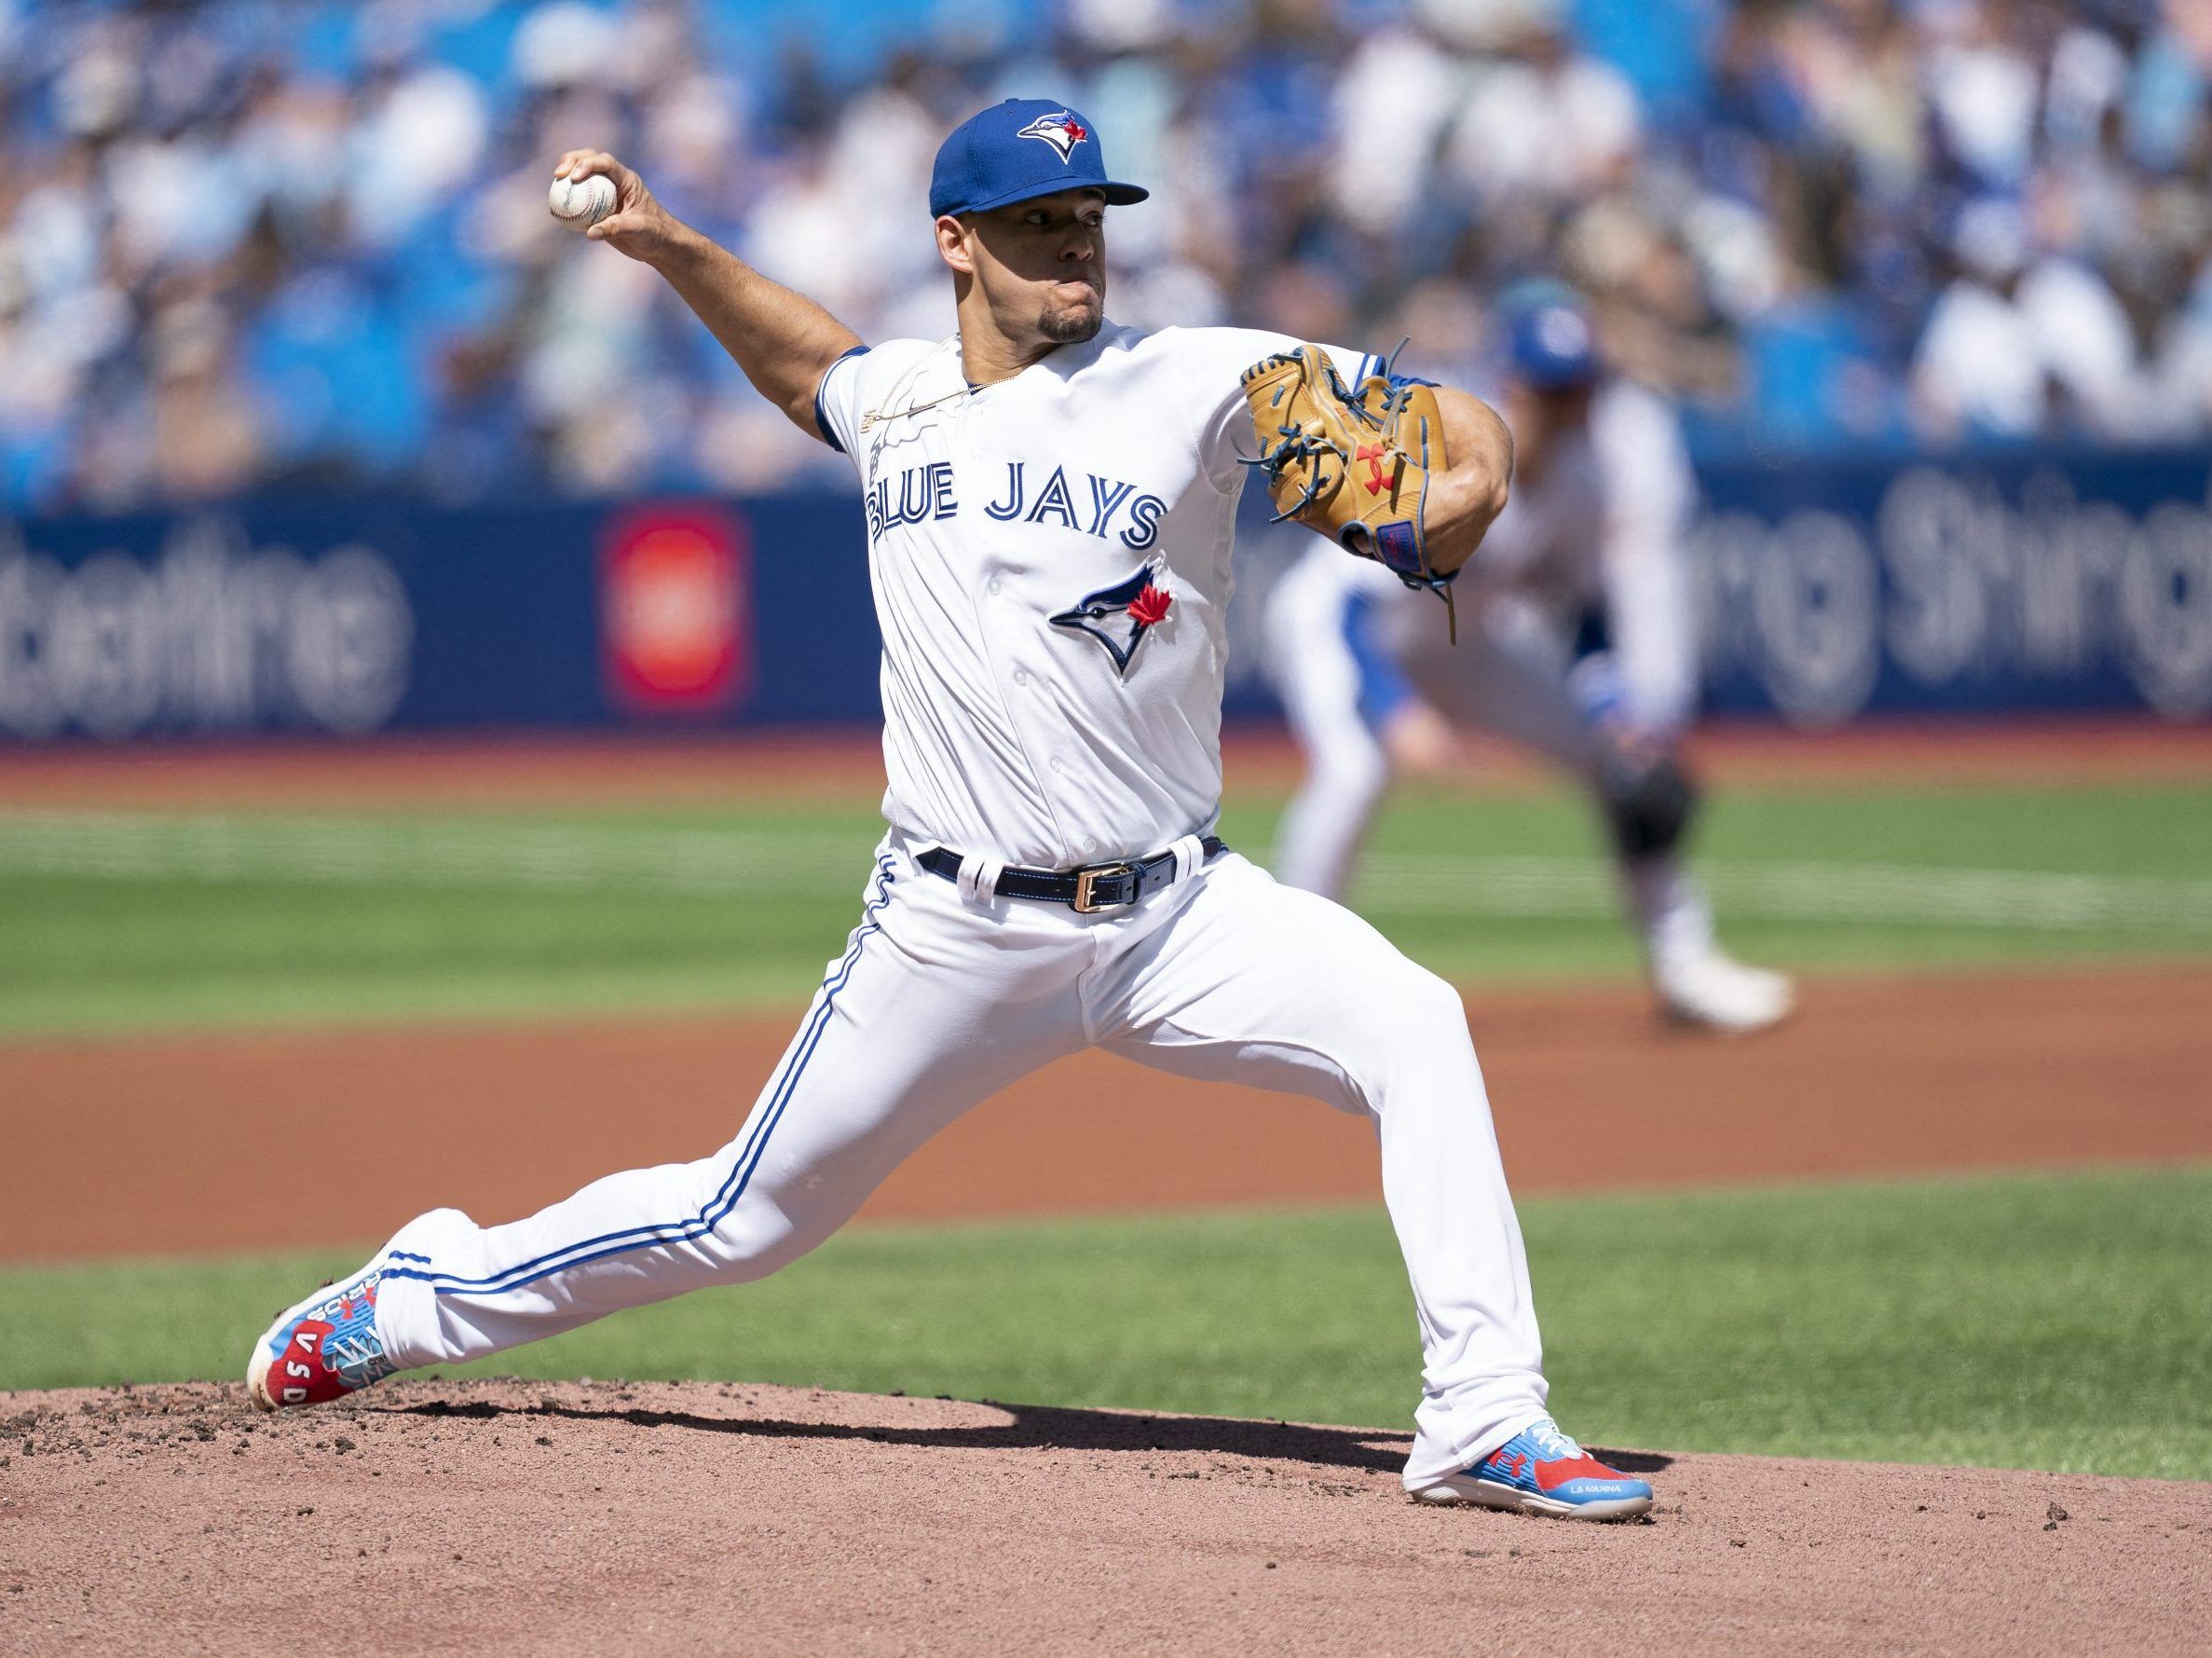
[1240,345,1459,629]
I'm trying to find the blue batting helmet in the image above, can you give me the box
[1501,288,1601,390]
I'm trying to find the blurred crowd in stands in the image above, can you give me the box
[2,0,2209,513]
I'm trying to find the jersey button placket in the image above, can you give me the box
[957,392,1071,851]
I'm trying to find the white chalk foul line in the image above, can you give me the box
[0,813,2208,934]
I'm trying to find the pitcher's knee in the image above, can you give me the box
[1383,962,1471,1045]
[1396,963,1485,1079]
[1326,961,1476,1091]
[699,1199,833,1284]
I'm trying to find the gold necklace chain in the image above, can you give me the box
[858,384,972,432]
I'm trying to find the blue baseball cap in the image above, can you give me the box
[929,98,1149,219]
[1502,289,1601,389]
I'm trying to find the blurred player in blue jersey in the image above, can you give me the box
[1266,289,1794,1032]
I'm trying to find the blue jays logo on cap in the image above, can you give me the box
[1049,564,1173,677]
[1017,110,1090,161]
[931,98,1150,219]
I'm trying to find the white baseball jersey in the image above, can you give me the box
[813,323,1379,868]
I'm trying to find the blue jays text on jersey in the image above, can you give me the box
[866,459,1166,552]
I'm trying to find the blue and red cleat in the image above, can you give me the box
[1414,1417,1654,1520]
[246,1263,400,1411]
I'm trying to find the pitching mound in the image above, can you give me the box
[3,1380,2205,1656]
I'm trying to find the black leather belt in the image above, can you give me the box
[919,835,1225,913]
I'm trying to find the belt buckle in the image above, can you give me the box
[1072,862,1136,913]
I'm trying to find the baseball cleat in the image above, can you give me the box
[1413,1417,1654,1520]
[246,1260,400,1411]
[1655,948,1796,1035]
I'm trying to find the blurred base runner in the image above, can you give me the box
[1268,290,1793,1035]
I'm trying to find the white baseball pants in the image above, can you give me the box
[370,832,1550,1488]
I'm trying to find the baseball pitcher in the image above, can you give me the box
[246,101,1654,1521]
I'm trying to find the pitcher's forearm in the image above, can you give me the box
[1425,386,1514,567]
[649,226,864,438]
[555,147,864,442]
[1435,387,1513,520]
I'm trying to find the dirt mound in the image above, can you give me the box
[2,1379,2204,1656]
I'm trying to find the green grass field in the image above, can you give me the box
[5,1167,2207,1480]
[5,770,2207,1481]
[3,777,2207,1037]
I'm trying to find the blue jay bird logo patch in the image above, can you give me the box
[1049,566,1173,677]
[1016,110,1090,162]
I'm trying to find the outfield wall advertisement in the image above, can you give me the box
[0,495,878,740]
[2,446,2206,741]
[1696,448,2212,724]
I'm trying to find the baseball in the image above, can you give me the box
[548,171,617,231]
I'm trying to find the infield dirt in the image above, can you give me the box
[1,717,2208,808]
[3,1377,2206,1657]
[7,719,2211,1261]
[4,965,2210,1260]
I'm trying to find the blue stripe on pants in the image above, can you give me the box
[383,856,895,1297]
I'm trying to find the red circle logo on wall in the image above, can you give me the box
[601,505,750,715]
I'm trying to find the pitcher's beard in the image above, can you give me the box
[1040,299,1103,345]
